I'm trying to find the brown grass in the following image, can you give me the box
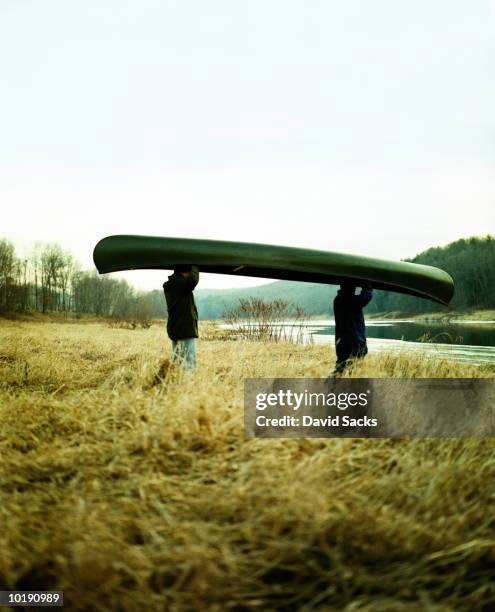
[0,319,494,611]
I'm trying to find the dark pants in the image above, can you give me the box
[334,341,368,374]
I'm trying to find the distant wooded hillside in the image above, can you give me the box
[196,281,338,319]
[367,235,494,314]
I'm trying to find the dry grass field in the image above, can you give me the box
[1,319,494,611]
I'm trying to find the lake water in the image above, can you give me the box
[306,320,495,365]
[311,320,495,347]
[222,319,495,365]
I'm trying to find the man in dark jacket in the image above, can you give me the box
[163,264,200,370]
[333,282,373,374]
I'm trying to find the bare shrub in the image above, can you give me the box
[131,300,153,329]
[223,298,309,343]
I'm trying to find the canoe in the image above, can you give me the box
[93,234,454,305]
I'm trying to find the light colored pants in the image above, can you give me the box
[171,338,197,371]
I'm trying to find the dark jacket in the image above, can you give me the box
[333,286,373,358]
[163,266,199,341]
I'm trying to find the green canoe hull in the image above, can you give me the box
[93,235,454,305]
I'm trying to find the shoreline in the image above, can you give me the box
[367,309,495,323]
[2,309,495,326]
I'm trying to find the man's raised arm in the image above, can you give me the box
[173,265,200,289]
[187,265,200,289]
[353,284,373,307]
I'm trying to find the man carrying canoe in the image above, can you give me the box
[163,265,200,371]
[333,282,373,374]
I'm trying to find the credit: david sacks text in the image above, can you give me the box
[255,415,378,427]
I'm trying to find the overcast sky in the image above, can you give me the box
[1,0,494,289]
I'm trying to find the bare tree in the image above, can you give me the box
[0,239,16,310]
[58,252,74,313]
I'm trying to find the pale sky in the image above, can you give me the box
[1,0,494,289]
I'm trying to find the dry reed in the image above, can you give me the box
[0,319,494,611]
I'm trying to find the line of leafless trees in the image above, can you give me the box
[0,239,162,321]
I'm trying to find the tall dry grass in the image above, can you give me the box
[0,319,494,611]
